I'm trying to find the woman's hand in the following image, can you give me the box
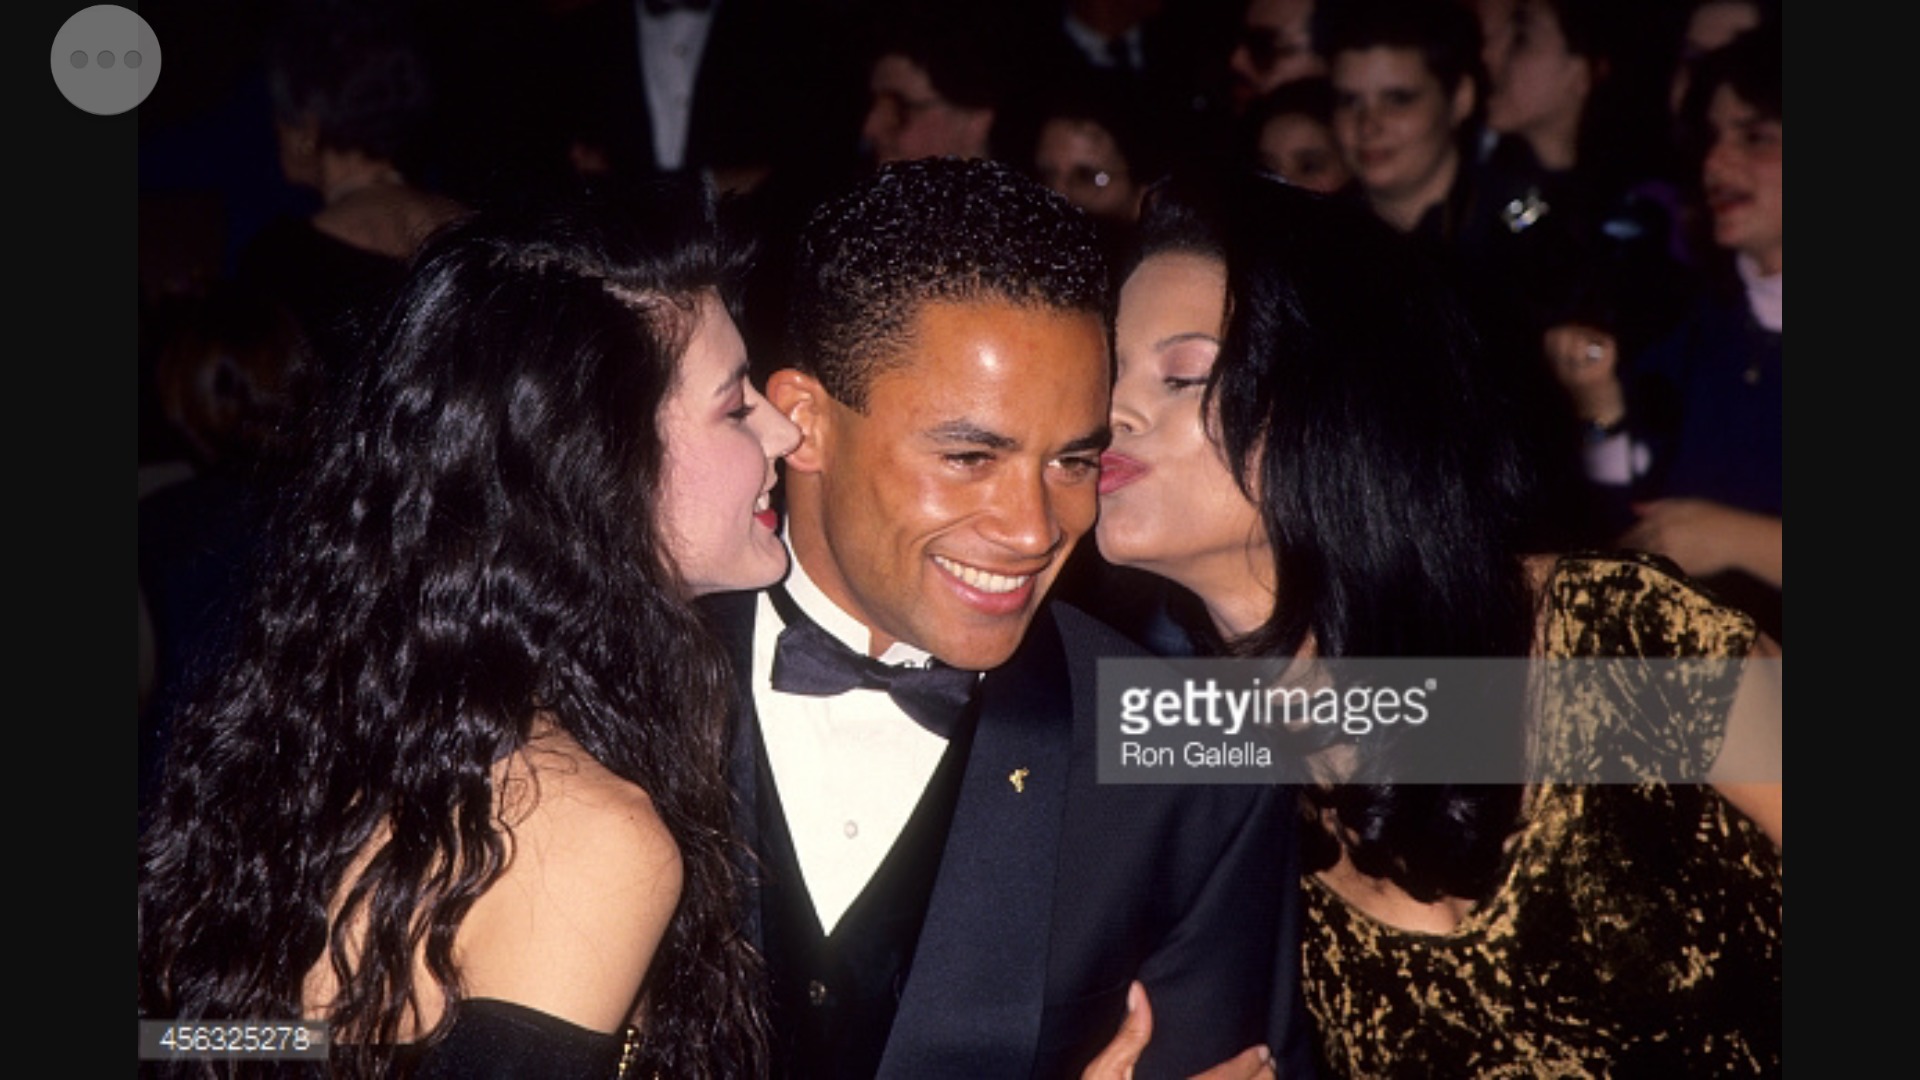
[1621,499,1782,587]
[1080,982,1274,1080]
[1543,323,1625,426]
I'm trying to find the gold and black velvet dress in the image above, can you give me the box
[1301,553,1782,1077]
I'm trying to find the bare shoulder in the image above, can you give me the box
[1709,631,1783,848]
[501,728,679,865]
[1522,553,1560,593]
[457,726,683,1033]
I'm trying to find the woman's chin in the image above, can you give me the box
[1094,527,1159,573]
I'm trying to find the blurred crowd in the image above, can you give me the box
[137,0,1783,733]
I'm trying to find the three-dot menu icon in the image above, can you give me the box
[50,5,162,116]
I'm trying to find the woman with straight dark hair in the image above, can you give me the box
[138,180,798,1078]
[1083,169,1781,1077]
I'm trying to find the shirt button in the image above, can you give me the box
[808,979,829,1006]
[843,820,859,839]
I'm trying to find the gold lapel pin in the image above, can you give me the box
[1009,767,1029,793]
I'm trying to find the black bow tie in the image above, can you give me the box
[768,585,980,739]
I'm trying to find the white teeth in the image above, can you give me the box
[932,554,1030,595]
[755,492,771,512]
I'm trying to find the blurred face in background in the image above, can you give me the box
[1331,45,1473,229]
[862,53,994,165]
[1256,109,1351,194]
[1700,83,1782,274]
[1034,117,1141,221]
[1484,0,1593,150]
[1469,0,1519,80]
[1670,1,1762,116]
[1228,0,1327,111]
[273,116,322,190]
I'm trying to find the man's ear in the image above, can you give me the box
[766,368,830,473]
[1450,78,1477,129]
[962,107,997,160]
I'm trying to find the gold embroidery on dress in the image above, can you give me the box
[616,1024,639,1078]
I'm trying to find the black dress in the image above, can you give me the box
[405,999,637,1079]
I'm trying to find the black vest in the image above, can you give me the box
[754,707,978,1079]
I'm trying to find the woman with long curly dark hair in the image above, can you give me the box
[137,179,796,1078]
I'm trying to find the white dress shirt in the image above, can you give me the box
[1737,252,1782,333]
[752,553,956,935]
[634,0,717,171]
[1062,13,1143,71]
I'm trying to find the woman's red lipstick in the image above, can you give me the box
[1099,450,1147,495]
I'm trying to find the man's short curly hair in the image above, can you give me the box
[785,156,1110,411]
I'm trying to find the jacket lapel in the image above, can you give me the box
[878,607,1071,1078]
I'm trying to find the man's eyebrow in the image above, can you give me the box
[926,420,1016,449]
[923,420,1110,453]
[1063,426,1112,454]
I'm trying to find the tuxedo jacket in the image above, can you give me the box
[702,590,1317,1079]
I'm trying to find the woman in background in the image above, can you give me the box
[1320,0,1599,551]
[1239,76,1353,196]
[236,5,466,390]
[1547,21,1782,643]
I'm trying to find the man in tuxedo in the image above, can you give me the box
[701,156,1316,1078]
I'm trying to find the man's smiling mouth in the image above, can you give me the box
[932,554,1033,595]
